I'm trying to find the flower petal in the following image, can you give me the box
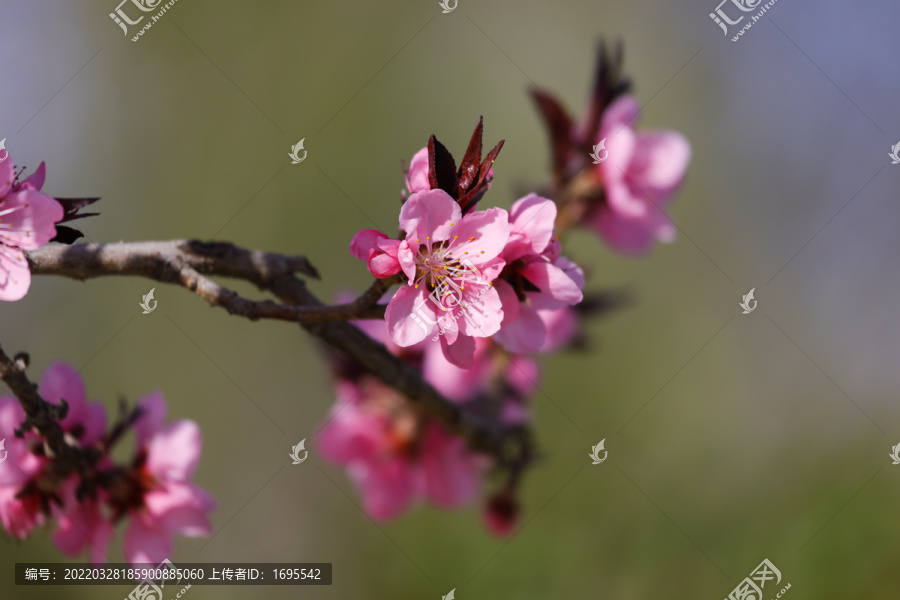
[446,207,509,263]
[39,362,86,429]
[505,194,556,260]
[494,301,546,354]
[144,481,215,536]
[520,260,583,304]
[146,420,203,481]
[0,190,63,250]
[350,229,388,261]
[420,425,480,507]
[457,285,504,338]
[385,285,437,347]
[134,392,168,446]
[0,245,31,301]
[399,189,461,243]
[440,333,476,370]
[124,513,173,567]
[630,131,691,202]
[405,147,430,193]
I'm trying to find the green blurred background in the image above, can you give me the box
[2,0,899,598]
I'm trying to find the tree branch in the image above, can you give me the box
[27,241,386,323]
[25,241,533,472]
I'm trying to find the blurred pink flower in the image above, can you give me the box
[317,381,483,520]
[494,195,584,353]
[0,397,43,539]
[0,159,64,301]
[590,96,691,254]
[122,393,216,565]
[52,481,113,565]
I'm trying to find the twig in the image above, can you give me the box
[27,241,386,323]
[0,347,86,475]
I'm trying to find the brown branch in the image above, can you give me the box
[24,241,533,472]
[0,348,86,476]
[27,241,386,323]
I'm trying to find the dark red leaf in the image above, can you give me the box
[584,40,630,146]
[529,88,575,187]
[456,116,484,197]
[53,197,101,223]
[458,139,504,212]
[428,135,457,196]
[50,225,84,245]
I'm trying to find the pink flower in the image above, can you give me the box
[122,393,216,565]
[0,159,64,301]
[317,381,483,520]
[493,195,584,353]
[351,189,509,369]
[52,481,113,565]
[590,96,691,254]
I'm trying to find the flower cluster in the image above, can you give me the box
[0,363,214,565]
[336,45,690,534]
[317,312,535,534]
[351,121,584,369]
[531,42,691,254]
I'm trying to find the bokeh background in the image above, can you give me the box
[2,0,900,598]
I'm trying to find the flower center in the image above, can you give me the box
[411,235,489,310]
